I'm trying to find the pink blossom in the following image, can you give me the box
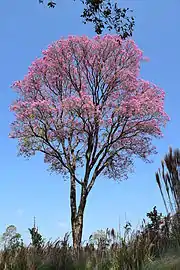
[9,35,169,180]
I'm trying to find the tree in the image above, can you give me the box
[156,147,180,213]
[10,35,169,251]
[0,225,23,250]
[39,0,135,38]
[89,228,115,249]
[28,217,44,248]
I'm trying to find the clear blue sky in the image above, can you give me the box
[0,0,179,244]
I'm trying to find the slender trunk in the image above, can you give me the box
[70,175,88,251]
[71,213,84,251]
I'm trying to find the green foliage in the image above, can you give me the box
[28,218,44,249]
[0,225,23,251]
[39,0,135,38]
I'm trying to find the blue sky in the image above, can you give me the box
[0,0,179,244]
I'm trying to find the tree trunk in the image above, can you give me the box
[71,213,84,251]
[70,175,87,252]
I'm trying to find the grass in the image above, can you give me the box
[0,207,180,269]
[144,248,180,270]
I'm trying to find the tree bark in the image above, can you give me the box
[71,213,84,251]
[70,174,88,252]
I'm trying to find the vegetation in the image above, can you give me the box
[3,1,177,269]
[0,203,180,269]
[156,147,180,213]
[9,35,168,251]
[39,0,135,38]
[0,148,179,268]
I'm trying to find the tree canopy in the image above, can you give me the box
[10,35,169,248]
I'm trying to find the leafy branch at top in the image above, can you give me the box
[39,0,135,38]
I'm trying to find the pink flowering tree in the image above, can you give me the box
[10,35,169,250]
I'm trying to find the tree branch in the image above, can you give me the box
[29,121,83,185]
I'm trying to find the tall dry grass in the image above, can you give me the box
[0,206,180,269]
